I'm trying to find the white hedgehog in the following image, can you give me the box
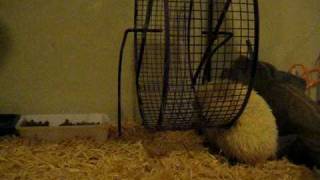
[197,83,278,165]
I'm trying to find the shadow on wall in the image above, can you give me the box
[0,20,11,67]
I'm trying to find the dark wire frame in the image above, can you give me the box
[118,0,259,136]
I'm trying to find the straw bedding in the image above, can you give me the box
[0,122,315,180]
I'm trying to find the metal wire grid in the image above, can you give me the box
[132,0,258,130]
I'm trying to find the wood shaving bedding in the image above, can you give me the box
[0,121,316,180]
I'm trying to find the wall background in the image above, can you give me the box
[259,0,320,70]
[0,0,319,121]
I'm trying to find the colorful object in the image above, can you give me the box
[289,64,320,90]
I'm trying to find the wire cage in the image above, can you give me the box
[118,0,259,135]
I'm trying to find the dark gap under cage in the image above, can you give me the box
[118,0,259,135]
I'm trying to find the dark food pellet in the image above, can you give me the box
[60,119,74,126]
[20,119,50,127]
[59,119,100,126]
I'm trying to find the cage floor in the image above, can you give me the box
[0,122,316,180]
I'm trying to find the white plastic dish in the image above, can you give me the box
[16,114,111,142]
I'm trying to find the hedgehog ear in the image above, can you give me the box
[235,55,251,69]
[237,55,250,62]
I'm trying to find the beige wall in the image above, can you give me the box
[0,0,319,121]
[260,0,320,71]
[0,0,137,120]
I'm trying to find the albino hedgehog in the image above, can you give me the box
[197,83,278,165]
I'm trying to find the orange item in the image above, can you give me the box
[289,64,320,90]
